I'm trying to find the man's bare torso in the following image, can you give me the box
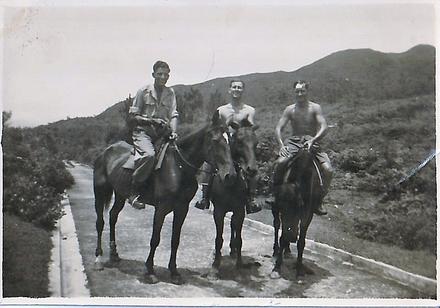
[217,103,254,125]
[286,101,319,136]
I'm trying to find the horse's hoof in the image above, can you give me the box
[230,250,237,258]
[207,269,219,281]
[110,254,121,263]
[94,262,104,271]
[95,256,104,271]
[283,251,293,259]
[270,270,281,279]
[171,274,185,285]
[144,274,159,284]
[212,259,221,269]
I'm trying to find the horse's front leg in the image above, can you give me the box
[95,199,105,270]
[296,215,314,278]
[229,218,237,258]
[168,203,189,285]
[230,209,245,268]
[145,207,167,284]
[212,207,226,270]
[109,194,125,263]
[271,232,288,279]
[272,206,280,256]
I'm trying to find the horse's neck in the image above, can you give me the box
[176,125,208,170]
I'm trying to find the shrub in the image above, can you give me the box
[2,116,74,230]
[354,194,436,253]
[3,175,64,229]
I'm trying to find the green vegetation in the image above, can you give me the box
[2,111,75,297]
[3,214,52,297]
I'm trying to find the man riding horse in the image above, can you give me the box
[125,60,179,208]
[274,80,333,215]
[195,79,262,214]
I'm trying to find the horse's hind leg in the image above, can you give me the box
[168,203,189,285]
[145,207,167,284]
[94,183,112,270]
[109,193,126,263]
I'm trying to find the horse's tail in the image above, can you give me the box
[93,152,114,210]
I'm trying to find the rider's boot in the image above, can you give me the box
[314,203,327,216]
[195,184,211,210]
[128,181,145,210]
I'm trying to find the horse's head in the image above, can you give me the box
[275,183,302,243]
[204,111,236,183]
[228,118,259,177]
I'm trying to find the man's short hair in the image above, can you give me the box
[153,61,170,72]
[230,79,245,89]
[293,80,310,89]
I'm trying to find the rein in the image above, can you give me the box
[173,143,200,171]
[174,143,220,176]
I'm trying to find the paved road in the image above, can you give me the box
[67,163,425,298]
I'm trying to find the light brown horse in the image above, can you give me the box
[210,119,259,271]
[271,139,323,279]
[93,112,235,284]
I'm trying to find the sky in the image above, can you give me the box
[1,0,437,127]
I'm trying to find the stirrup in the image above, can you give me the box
[129,195,145,210]
[314,205,327,216]
[246,200,262,214]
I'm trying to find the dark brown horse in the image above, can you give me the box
[93,113,235,284]
[271,139,323,279]
[210,120,258,271]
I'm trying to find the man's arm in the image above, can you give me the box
[129,88,150,126]
[304,104,327,151]
[247,107,256,126]
[275,106,291,148]
[168,90,179,138]
[311,104,327,143]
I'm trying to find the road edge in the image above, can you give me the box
[239,214,437,296]
[49,194,91,297]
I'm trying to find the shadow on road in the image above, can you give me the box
[101,254,330,297]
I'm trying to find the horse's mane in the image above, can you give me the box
[176,123,210,149]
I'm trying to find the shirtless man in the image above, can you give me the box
[274,80,333,215]
[195,79,262,214]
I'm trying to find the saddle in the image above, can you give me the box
[122,140,171,171]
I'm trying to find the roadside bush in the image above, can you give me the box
[2,113,74,229]
[3,175,63,229]
[337,148,377,173]
[354,194,436,253]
